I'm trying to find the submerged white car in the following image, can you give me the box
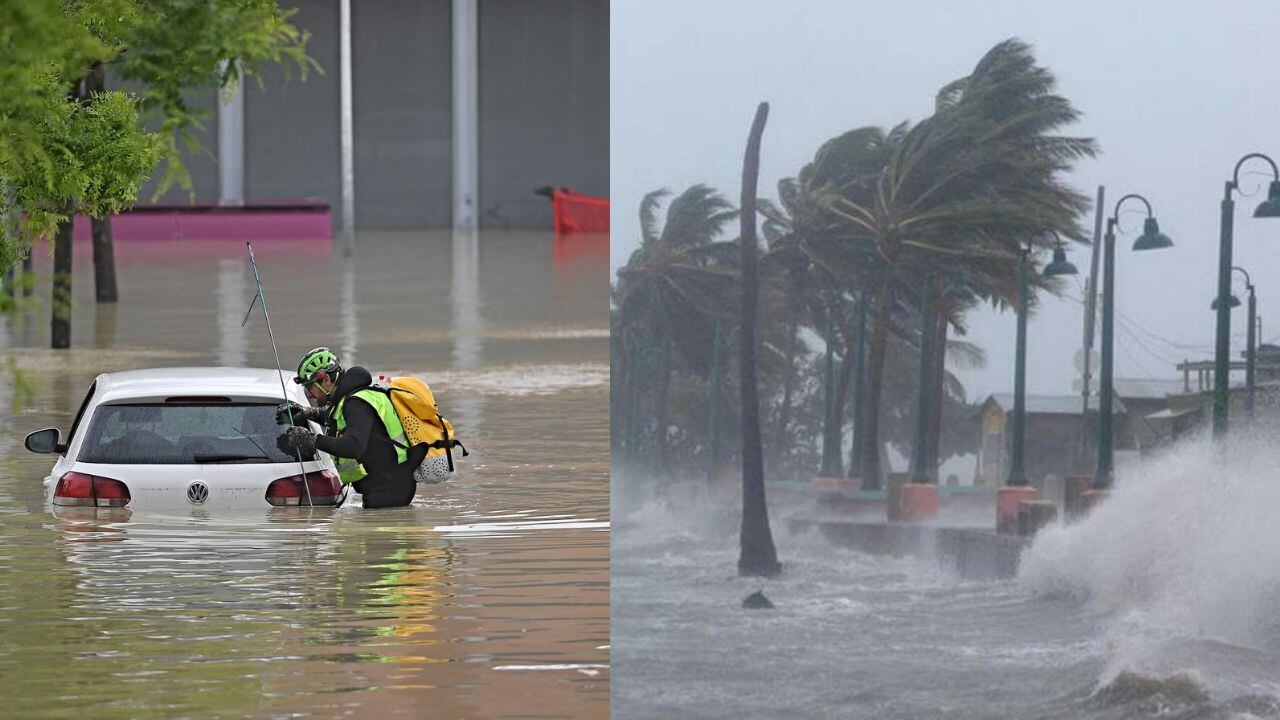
[24,367,345,510]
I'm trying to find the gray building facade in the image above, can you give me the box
[137,0,608,231]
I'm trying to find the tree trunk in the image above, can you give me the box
[85,62,119,304]
[818,316,843,477]
[859,276,893,490]
[51,212,74,349]
[21,253,33,297]
[830,311,856,468]
[655,337,671,475]
[737,102,780,578]
[775,318,800,456]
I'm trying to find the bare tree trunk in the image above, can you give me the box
[51,210,74,349]
[21,253,33,297]
[85,61,119,303]
[859,276,893,490]
[738,102,780,578]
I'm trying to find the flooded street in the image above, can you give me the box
[612,464,1280,720]
[0,231,609,719]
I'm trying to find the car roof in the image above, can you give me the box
[94,367,305,403]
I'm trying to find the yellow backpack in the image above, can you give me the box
[378,376,467,476]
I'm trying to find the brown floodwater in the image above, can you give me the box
[0,230,609,719]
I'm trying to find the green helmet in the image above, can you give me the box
[295,347,341,385]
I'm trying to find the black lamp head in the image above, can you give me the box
[1042,245,1078,277]
[1132,217,1174,251]
[1253,180,1280,218]
[1210,294,1241,311]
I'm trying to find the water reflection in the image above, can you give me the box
[0,231,609,719]
[339,259,358,365]
[216,258,248,367]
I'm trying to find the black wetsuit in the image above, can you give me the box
[314,366,416,509]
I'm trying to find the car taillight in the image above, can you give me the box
[266,470,342,506]
[53,471,131,507]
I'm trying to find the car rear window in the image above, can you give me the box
[78,403,302,464]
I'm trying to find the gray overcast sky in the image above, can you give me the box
[610,0,1280,401]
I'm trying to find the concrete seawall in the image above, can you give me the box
[789,517,1031,581]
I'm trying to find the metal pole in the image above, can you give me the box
[1213,182,1235,439]
[452,0,479,232]
[217,61,244,206]
[1094,220,1117,489]
[339,0,355,255]
[1081,185,1105,469]
[1007,244,1030,486]
[246,243,312,505]
[820,311,842,476]
[1247,285,1257,421]
[909,276,935,483]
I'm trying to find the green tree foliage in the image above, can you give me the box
[70,0,315,194]
[0,0,313,270]
[613,39,1095,495]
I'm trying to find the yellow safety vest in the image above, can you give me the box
[333,388,410,485]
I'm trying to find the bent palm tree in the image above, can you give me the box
[614,184,738,472]
[820,40,1096,488]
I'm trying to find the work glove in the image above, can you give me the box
[276,401,322,426]
[277,425,318,458]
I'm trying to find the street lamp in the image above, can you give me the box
[1094,194,1173,490]
[1212,153,1280,440]
[1211,266,1258,421]
[1007,232,1078,487]
[909,275,937,484]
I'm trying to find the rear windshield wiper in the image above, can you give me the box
[194,453,270,463]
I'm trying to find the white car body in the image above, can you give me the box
[35,367,345,510]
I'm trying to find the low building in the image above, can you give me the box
[973,394,1126,490]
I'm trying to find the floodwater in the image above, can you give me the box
[0,230,610,719]
[612,441,1280,720]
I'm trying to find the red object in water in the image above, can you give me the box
[551,188,609,235]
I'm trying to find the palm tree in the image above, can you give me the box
[614,184,738,472]
[816,39,1096,488]
[738,101,781,578]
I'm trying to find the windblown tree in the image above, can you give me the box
[761,125,905,482]
[614,185,738,472]
[810,39,1096,488]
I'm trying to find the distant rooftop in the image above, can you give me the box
[1112,378,1185,400]
[983,393,1126,416]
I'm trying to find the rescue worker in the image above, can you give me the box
[275,347,417,508]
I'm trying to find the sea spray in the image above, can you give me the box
[1021,426,1280,679]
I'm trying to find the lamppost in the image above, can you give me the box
[909,275,937,484]
[1210,266,1258,421]
[1006,232,1079,487]
[1094,194,1174,491]
[1212,153,1280,439]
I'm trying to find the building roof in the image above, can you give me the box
[1112,378,1186,400]
[982,393,1126,416]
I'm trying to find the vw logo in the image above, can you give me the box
[187,481,209,505]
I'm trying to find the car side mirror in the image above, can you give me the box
[25,428,65,454]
